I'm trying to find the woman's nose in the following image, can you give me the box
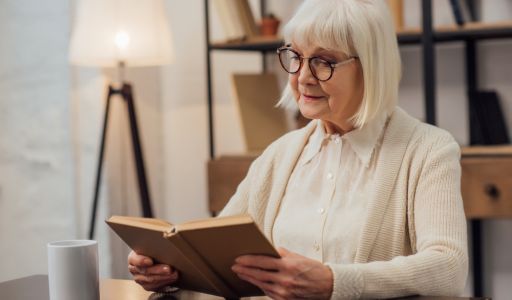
[298,59,317,84]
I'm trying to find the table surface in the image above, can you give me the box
[0,275,490,300]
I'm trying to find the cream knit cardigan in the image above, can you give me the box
[220,107,468,299]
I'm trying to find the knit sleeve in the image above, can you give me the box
[217,157,259,217]
[327,138,468,299]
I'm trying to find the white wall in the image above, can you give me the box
[0,0,75,281]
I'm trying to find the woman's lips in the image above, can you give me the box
[302,94,325,101]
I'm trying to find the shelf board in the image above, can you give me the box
[398,21,512,45]
[209,36,283,51]
[209,22,512,51]
[461,145,512,157]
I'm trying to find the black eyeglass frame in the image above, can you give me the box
[276,44,358,82]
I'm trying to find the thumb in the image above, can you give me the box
[277,247,291,257]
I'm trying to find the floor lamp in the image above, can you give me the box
[68,0,174,239]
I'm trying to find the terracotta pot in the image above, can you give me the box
[260,17,280,36]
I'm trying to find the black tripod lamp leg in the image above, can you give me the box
[88,86,114,239]
[122,83,153,218]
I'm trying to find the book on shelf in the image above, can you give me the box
[106,214,280,298]
[213,0,258,42]
[470,90,510,145]
[235,0,259,38]
[449,0,474,26]
[213,0,245,41]
[386,0,404,31]
[231,73,289,152]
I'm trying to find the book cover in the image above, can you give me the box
[212,0,245,41]
[236,0,259,37]
[106,214,279,298]
[231,73,289,153]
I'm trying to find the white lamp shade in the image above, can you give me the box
[69,0,174,67]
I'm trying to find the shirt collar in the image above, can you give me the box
[344,112,388,167]
[302,113,388,167]
[301,120,326,165]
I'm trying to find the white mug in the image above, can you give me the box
[47,240,99,300]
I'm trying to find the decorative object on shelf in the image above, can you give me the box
[260,13,280,36]
[69,0,174,239]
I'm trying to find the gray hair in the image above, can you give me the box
[277,0,401,128]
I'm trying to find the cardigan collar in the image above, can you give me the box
[262,107,420,263]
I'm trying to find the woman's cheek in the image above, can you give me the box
[290,77,300,101]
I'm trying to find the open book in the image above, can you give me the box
[106,214,279,298]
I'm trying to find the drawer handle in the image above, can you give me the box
[484,184,500,200]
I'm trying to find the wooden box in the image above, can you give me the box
[461,146,512,219]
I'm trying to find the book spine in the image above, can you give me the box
[225,0,246,40]
[167,232,239,298]
[449,0,465,26]
[386,0,404,31]
[213,0,238,41]
[239,0,259,37]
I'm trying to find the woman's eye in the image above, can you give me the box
[319,57,336,64]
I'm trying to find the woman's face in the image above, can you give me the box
[289,43,364,134]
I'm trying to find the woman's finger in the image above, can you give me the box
[128,251,153,267]
[232,264,281,283]
[133,273,178,286]
[235,255,281,271]
[144,264,174,275]
[129,263,175,277]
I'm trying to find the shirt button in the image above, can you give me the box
[334,137,341,144]
[327,172,333,180]
[314,243,320,251]
[317,208,325,214]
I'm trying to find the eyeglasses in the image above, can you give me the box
[276,45,358,81]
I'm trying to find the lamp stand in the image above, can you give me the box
[88,82,153,239]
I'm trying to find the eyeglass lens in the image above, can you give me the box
[278,49,333,81]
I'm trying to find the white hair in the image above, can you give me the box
[277,0,401,128]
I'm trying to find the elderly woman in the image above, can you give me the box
[128,0,468,298]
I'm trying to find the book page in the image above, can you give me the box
[107,215,172,232]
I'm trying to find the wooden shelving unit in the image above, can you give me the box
[209,21,512,50]
[397,21,512,44]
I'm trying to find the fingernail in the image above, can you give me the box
[163,266,170,274]
[143,258,152,265]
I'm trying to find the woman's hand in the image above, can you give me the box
[232,247,333,300]
[127,250,179,291]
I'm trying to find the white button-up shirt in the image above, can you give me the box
[272,114,388,263]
